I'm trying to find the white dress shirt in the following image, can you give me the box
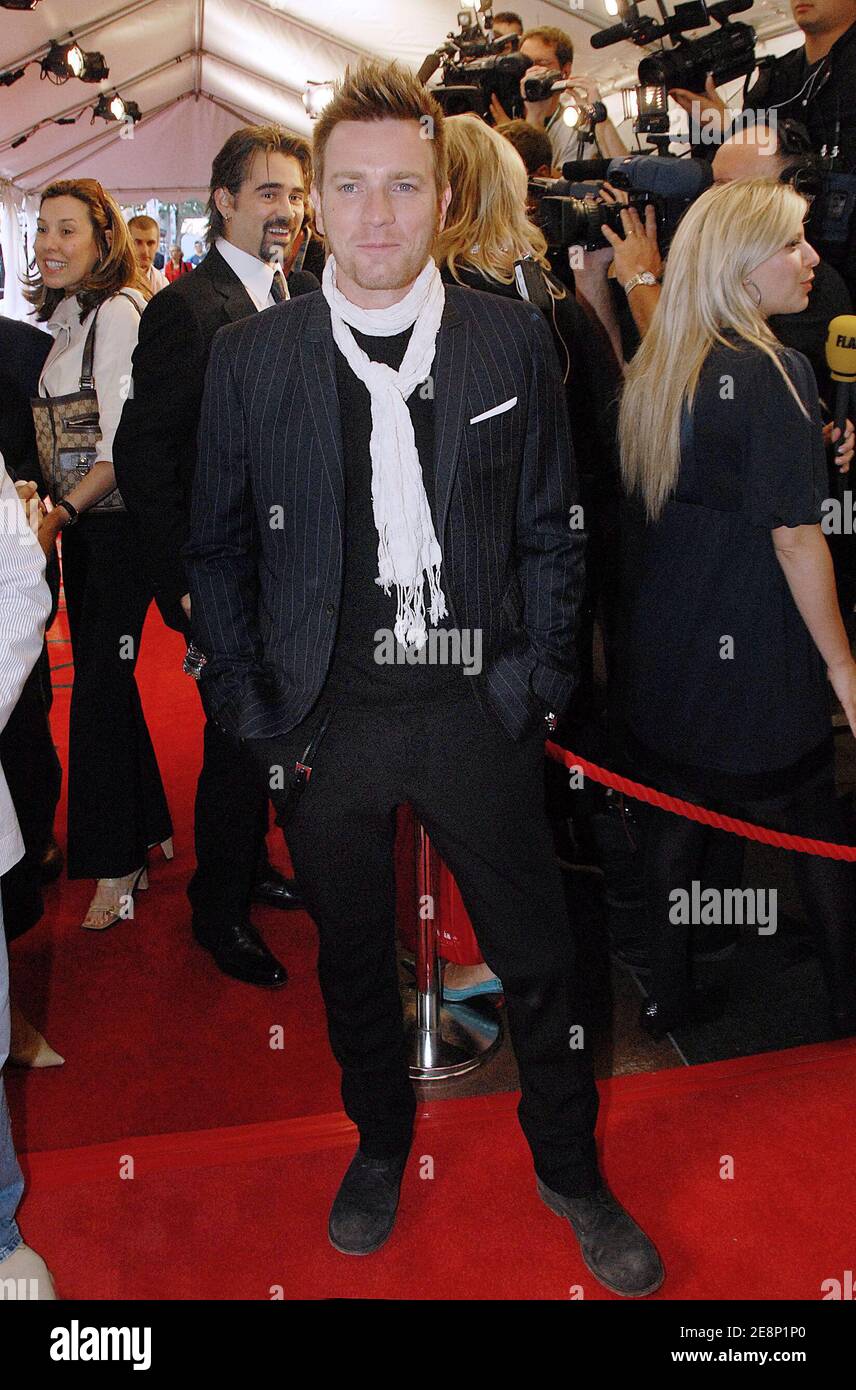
[215,237,288,310]
[39,289,147,466]
[146,263,169,294]
[0,460,51,876]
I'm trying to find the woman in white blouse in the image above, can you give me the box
[27,179,172,931]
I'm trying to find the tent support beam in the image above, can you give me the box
[202,52,306,103]
[195,0,205,97]
[0,52,195,155]
[13,92,194,188]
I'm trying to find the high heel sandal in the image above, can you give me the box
[9,1004,65,1067]
[81,864,149,931]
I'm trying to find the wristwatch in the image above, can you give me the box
[623,271,659,295]
[55,498,79,526]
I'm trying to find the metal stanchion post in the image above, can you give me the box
[404,821,502,1080]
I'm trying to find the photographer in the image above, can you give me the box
[489,26,627,166]
[670,0,856,296]
[619,178,856,1039]
[578,124,852,417]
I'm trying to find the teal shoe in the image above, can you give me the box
[443,974,503,1002]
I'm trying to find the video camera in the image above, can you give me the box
[529,154,712,252]
[418,4,539,117]
[592,0,758,95]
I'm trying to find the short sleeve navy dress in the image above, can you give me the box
[619,335,833,801]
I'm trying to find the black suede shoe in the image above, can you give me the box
[537,1177,664,1297]
[253,866,304,911]
[328,1147,409,1255]
[193,920,288,989]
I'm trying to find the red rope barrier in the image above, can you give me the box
[545,742,856,862]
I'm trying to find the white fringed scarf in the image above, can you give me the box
[322,254,447,650]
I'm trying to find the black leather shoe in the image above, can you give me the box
[328,1147,409,1255]
[537,1177,664,1297]
[253,866,304,911]
[640,990,727,1041]
[193,920,288,989]
[639,998,688,1042]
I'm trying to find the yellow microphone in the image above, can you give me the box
[825,315,856,464]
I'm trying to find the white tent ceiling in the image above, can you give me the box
[0,0,804,200]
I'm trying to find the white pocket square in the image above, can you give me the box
[469,396,518,425]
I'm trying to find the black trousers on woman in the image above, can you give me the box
[637,746,856,1029]
[61,514,172,879]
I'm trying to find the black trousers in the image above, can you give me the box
[640,755,856,1022]
[187,713,270,934]
[248,687,600,1197]
[61,515,172,879]
[0,658,62,941]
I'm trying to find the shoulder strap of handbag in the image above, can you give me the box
[79,290,144,392]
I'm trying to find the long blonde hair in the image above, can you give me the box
[620,179,810,521]
[435,113,552,286]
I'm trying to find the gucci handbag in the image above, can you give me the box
[31,291,141,515]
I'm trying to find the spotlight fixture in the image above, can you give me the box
[41,40,109,85]
[302,80,335,120]
[93,93,141,124]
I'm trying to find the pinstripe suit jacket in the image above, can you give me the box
[184,283,585,741]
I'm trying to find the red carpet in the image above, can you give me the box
[8,603,856,1298]
[8,603,342,1150]
[17,1043,856,1300]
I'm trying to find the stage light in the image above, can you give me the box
[93,92,141,124]
[562,96,581,128]
[621,86,639,120]
[41,40,109,85]
[302,81,335,120]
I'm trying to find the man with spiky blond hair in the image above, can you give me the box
[187,60,663,1297]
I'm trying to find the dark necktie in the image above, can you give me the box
[270,270,288,304]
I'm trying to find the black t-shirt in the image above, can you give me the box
[743,22,856,299]
[620,337,831,778]
[322,324,463,706]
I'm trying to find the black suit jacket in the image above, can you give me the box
[185,284,585,742]
[112,244,317,631]
[0,316,51,485]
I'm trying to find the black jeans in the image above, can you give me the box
[246,687,601,1197]
[61,515,172,879]
[640,754,856,1023]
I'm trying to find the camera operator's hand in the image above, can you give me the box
[600,199,664,287]
[567,73,603,104]
[668,73,728,138]
[824,418,855,474]
[490,92,512,124]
